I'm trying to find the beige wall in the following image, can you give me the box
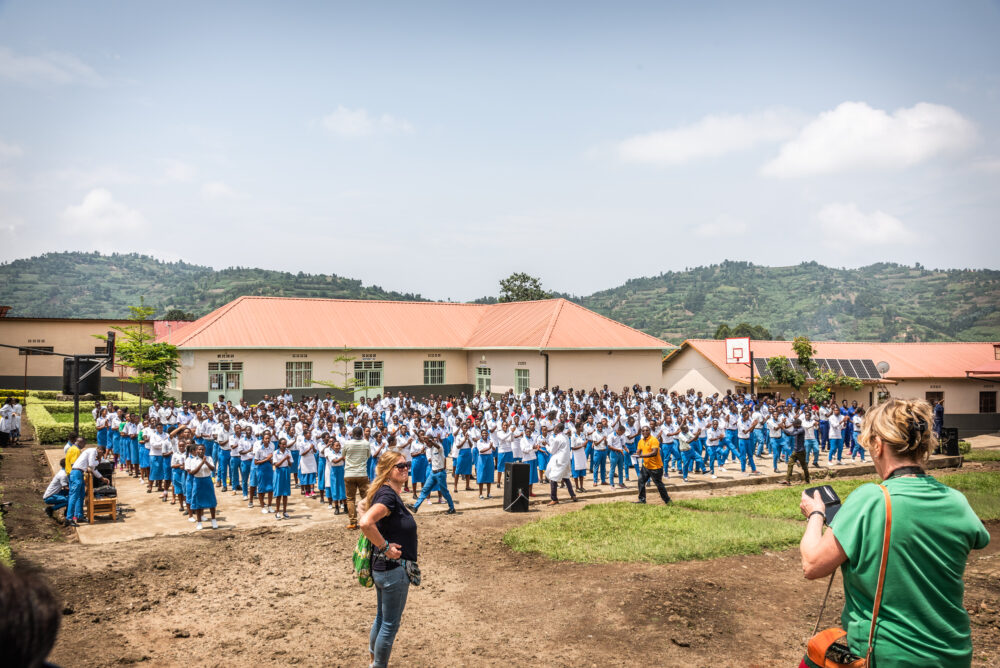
[0,318,152,384]
[887,378,996,413]
[661,347,735,395]
[548,350,662,391]
[466,350,545,393]
[180,348,469,393]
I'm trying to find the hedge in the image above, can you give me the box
[26,404,97,444]
[0,390,143,401]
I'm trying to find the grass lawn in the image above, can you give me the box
[964,449,1000,462]
[505,471,1000,564]
[503,502,803,564]
[51,413,95,425]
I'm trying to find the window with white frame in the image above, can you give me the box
[423,360,445,385]
[286,361,312,388]
[515,368,530,394]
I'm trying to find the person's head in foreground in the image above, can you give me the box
[0,566,62,668]
[798,398,990,667]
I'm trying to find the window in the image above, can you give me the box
[286,361,313,388]
[423,360,445,385]
[476,367,491,393]
[925,391,943,405]
[19,346,54,355]
[208,361,243,392]
[515,368,530,394]
[981,391,997,414]
[995,345,1000,361]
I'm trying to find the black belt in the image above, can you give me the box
[432,468,445,474]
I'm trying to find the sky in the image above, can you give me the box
[1,1,998,301]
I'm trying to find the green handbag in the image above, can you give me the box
[352,534,374,588]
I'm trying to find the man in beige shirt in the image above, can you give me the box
[342,426,371,529]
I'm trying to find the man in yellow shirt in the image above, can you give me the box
[64,437,83,474]
[634,425,671,505]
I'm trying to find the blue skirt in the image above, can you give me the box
[129,438,140,464]
[248,461,259,488]
[411,454,428,485]
[300,472,316,486]
[256,462,274,493]
[476,452,495,483]
[536,450,550,473]
[367,456,377,481]
[317,456,325,489]
[291,450,301,470]
[171,467,185,495]
[184,471,194,499]
[524,459,539,484]
[455,449,473,476]
[138,444,150,469]
[330,465,346,501]
[149,454,165,481]
[497,451,514,472]
[274,466,291,497]
[97,428,107,448]
[189,476,217,510]
[442,435,454,457]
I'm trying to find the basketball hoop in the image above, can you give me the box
[725,337,750,365]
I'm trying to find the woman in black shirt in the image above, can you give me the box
[360,451,418,668]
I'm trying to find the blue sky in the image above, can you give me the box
[1,1,998,300]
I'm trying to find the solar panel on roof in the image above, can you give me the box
[826,359,843,375]
[754,358,770,376]
[850,359,869,379]
[862,359,880,379]
[839,359,856,377]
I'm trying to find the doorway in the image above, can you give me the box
[353,361,384,401]
[208,361,243,404]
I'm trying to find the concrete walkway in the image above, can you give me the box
[46,448,964,545]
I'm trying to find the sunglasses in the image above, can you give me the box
[393,462,412,471]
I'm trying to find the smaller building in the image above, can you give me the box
[662,339,1000,436]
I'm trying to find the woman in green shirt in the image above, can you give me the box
[799,398,990,667]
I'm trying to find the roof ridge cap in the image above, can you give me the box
[558,299,667,346]
[539,299,565,349]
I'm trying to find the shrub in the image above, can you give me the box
[26,404,96,444]
[958,440,971,455]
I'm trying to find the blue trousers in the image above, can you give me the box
[230,456,242,489]
[414,470,454,511]
[68,469,85,520]
[608,450,625,485]
[592,450,608,484]
[828,438,844,462]
[819,421,829,447]
[705,445,720,474]
[681,449,704,479]
[805,439,820,466]
[44,493,68,512]
[370,566,410,668]
[216,451,231,487]
[738,438,757,472]
[721,434,740,465]
[772,437,785,471]
[239,459,252,496]
[754,429,768,456]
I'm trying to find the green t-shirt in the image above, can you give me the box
[830,476,990,667]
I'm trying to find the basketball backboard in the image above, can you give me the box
[725,337,750,364]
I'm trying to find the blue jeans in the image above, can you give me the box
[44,493,68,512]
[608,450,625,485]
[217,451,231,487]
[680,448,704,479]
[828,438,844,462]
[705,445,720,474]
[414,470,454,511]
[738,437,757,472]
[591,450,608,484]
[370,566,410,668]
[68,469,85,520]
[805,439,820,466]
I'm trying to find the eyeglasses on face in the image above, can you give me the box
[393,462,412,471]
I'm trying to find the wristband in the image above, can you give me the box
[808,510,826,522]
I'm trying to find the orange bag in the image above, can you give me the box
[802,485,892,668]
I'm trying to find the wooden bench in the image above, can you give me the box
[85,471,117,523]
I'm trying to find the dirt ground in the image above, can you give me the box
[4,439,1000,667]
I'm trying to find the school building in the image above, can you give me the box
[160,296,670,404]
[0,315,187,394]
[661,339,1000,436]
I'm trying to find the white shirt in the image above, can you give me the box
[71,448,105,477]
[44,470,69,498]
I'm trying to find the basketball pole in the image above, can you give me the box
[749,351,755,396]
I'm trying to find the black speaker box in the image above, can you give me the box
[503,462,530,512]
[940,427,959,457]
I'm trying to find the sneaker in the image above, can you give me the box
[276,514,282,521]
[45,506,54,518]
[211,519,218,529]
[195,522,204,530]
[283,513,289,519]
[188,516,196,522]
[711,474,718,479]
[445,508,456,514]
[262,508,269,514]
[248,502,253,508]
[406,502,418,512]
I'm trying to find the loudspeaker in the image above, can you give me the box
[503,462,530,512]
[940,427,959,457]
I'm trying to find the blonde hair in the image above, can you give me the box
[859,398,936,463]
[364,450,405,508]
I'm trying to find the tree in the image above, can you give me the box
[97,299,180,410]
[498,272,549,303]
[162,308,196,320]
[714,322,772,340]
[764,335,865,403]
[311,347,368,406]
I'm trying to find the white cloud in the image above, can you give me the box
[62,189,147,234]
[762,102,976,177]
[814,203,912,247]
[163,159,197,183]
[971,157,1000,173]
[0,46,105,86]
[0,140,23,159]
[201,181,238,200]
[616,109,802,165]
[321,106,413,138]
[693,214,747,238]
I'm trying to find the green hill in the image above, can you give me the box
[1,254,996,344]
[562,260,1000,344]
[0,252,426,318]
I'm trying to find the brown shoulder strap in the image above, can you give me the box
[866,484,893,664]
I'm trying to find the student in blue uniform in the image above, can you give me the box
[255,434,275,513]
[452,425,474,493]
[328,438,347,514]
[273,439,293,520]
[475,430,495,499]
[186,443,218,530]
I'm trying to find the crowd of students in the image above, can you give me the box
[0,396,23,446]
[42,385,869,526]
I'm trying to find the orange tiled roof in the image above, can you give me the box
[159,296,669,350]
[677,339,1000,381]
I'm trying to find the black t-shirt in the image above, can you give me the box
[372,485,418,570]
